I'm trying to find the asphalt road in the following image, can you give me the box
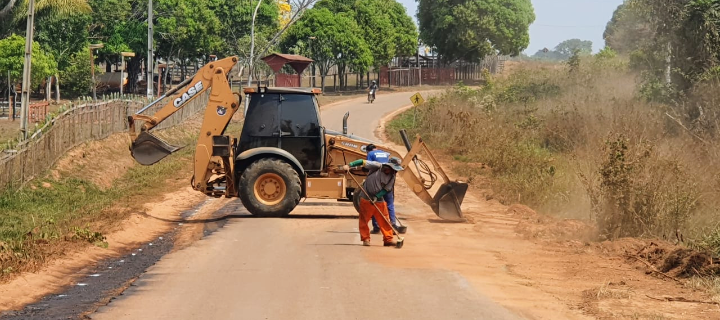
[321,91,416,139]
[89,91,522,320]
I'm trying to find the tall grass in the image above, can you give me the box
[390,57,720,249]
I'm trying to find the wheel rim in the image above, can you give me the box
[253,173,286,206]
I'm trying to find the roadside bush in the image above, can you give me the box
[589,135,698,239]
[59,50,102,97]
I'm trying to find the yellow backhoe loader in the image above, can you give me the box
[127,56,468,222]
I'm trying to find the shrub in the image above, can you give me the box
[59,50,103,97]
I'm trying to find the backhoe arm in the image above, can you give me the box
[129,56,240,137]
[128,56,240,166]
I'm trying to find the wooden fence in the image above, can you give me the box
[0,92,209,190]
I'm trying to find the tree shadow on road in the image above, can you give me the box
[138,212,358,224]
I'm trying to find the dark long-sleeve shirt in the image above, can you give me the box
[360,160,394,201]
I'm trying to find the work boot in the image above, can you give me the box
[383,241,397,247]
[370,227,380,234]
[362,240,371,246]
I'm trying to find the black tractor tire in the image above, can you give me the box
[238,158,302,217]
[352,188,362,214]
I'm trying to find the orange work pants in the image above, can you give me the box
[359,198,394,243]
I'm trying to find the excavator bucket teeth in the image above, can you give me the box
[431,182,468,222]
[130,131,183,165]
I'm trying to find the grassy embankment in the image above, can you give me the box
[0,118,248,280]
[387,57,720,289]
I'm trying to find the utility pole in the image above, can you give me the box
[665,42,672,85]
[19,0,36,140]
[8,71,13,121]
[147,0,154,99]
[245,0,264,113]
[89,43,104,100]
[308,36,316,87]
[417,41,421,86]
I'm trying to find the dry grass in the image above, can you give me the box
[0,119,20,147]
[387,57,720,251]
[686,276,720,302]
[583,281,633,300]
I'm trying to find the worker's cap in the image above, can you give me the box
[383,157,404,172]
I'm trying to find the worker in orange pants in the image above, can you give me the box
[358,197,394,245]
[343,157,404,246]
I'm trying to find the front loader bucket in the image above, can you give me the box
[130,131,183,165]
[431,181,468,222]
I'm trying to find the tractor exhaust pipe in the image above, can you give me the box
[400,129,412,152]
[343,111,349,134]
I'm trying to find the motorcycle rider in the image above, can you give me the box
[367,80,378,100]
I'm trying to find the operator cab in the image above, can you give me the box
[240,87,325,173]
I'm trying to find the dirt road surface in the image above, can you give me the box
[88,91,523,320]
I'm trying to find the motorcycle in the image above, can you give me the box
[368,89,375,104]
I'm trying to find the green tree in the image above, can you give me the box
[387,1,419,57]
[34,13,91,101]
[353,0,396,67]
[59,49,96,97]
[554,39,593,57]
[675,0,720,84]
[595,46,618,60]
[530,39,592,61]
[315,0,418,67]
[87,0,149,93]
[213,0,279,59]
[613,0,718,92]
[155,0,223,67]
[603,3,652,54]
[0,0,91,38]
[531,48,565,61]
[0,34,57,88]
[281,8,371,91]
[417,0,535,62]
[0,0,91,20]
[314,0,353,13]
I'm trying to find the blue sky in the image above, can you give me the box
[397,0,625,55]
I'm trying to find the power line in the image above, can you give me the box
[532,24,606,28]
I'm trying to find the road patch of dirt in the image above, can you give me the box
[369,113,720,320]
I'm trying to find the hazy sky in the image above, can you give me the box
[397,0,625,55]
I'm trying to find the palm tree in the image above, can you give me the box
[4,0,92,123]
[0,0,91,20]
[0,0,19,18]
